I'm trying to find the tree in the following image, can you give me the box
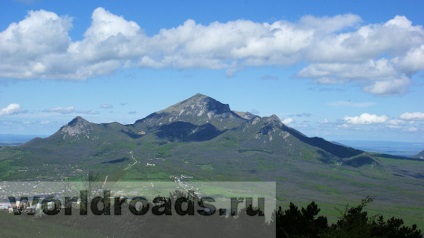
[325,196,422,238]
[273,201,328,237]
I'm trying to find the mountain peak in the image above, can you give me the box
[60,116,92,138]
[161,93,232,116]
[191,93,208,99]
[136,94,245,130]
[182,93,216,103]
[67,116,89,126]
[176,93,209,103]
[264,114,282,125]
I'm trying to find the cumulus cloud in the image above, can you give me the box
[296,16,424,95]
[282,117,294,125]
[0,10,72,79]
[344,113,388,124]
[394,45,424,74]
[0,8,143,80]
[0,103,25,116]
[387,119,404,127]
[316,111,423,132]
[399,112,424,120]
[299,60,412,95]
[0,8,423,95]
[298,14,361,33]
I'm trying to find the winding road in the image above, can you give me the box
[124,151,138,170]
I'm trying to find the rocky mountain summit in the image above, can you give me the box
[134,93,245,130]
[60,116,93,139]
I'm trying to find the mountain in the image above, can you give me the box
[132,93,362,157]
[0,93,370,180]
[0,93,402,180]
[0,94,423,227]
[134,93,245,129]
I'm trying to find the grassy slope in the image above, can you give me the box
[0,211,102,238]
[117,135,424,228]
[0,119,423,229]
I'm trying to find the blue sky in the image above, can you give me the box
[0,0,423,142]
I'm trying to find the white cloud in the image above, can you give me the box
[0,8,144,80]
[344,113,388,124]
[387,119,404,125]
[299,59,412,95]
[45,106,75,114]
[84,8,141,43]
[406,127,419,132]
[386,119,405,129]
[0,103,25,116]
[299,14,361,33]
[282,117,294,125]
[394,45,424,74]
[399,112,424,120]
[44,106,98,115]
[0,9,423,95]
[296,15,424,95]
[305,16,423,62]
[0,10,72,79]
[363,76,410,95]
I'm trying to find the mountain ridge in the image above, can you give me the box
[6,93,420,182]
[38,93,363,160]
[133,93,246,131]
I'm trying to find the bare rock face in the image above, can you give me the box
[60,116,92,139]
[264,114,282,125]
[135,93,246,130]
[234,111,259,120]
[161,93,234,118]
